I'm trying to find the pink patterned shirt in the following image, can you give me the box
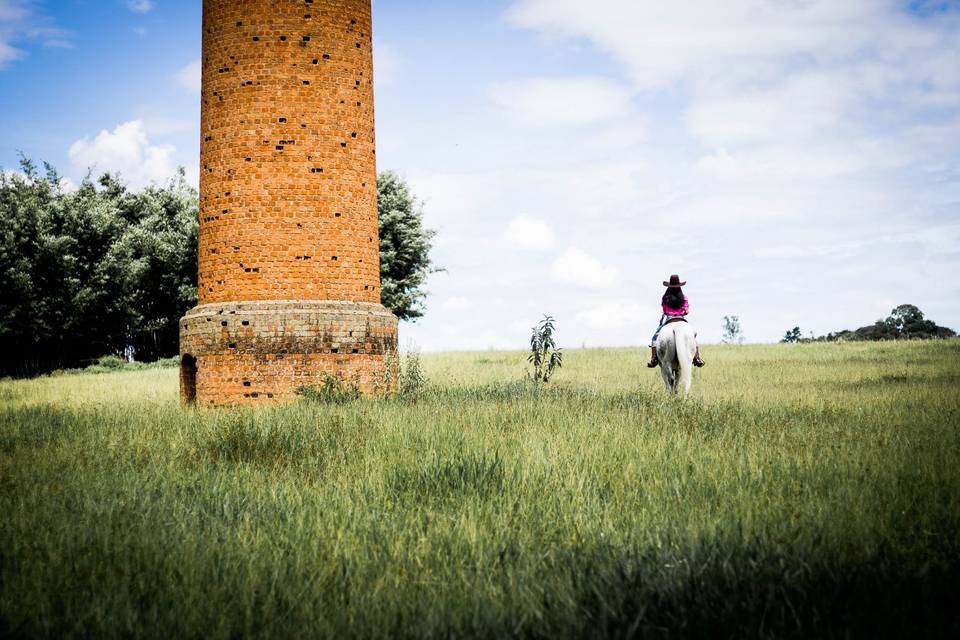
[662,295,689,317]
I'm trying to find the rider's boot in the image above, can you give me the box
[647,345,659,368]
[693,346,705,367]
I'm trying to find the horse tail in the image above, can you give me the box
[676,325,694,396]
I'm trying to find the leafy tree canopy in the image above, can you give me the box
[0,161,438,376]
[377,170,441,321]
[795,304,955,343]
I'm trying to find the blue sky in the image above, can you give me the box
[2,0,959,350]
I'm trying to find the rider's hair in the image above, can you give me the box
[662,287,684,310]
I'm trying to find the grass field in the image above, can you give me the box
[1,341,959,638]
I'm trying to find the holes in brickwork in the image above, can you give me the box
[305,14,311,19]
[350,19,357,24]
[244,81,253,86]
[341,142,347,148]
[302,36,311,42]
[228,343,237,349]
[253,36,260,41]
[331,256,338,261]
[356,42,361,48]
[245,157,252,162]
[221,321,228,326]
[251,392,260,398]
[280,140,294,145]
[334,212,341,217]
[351,132,357,138]
[331,348,339,354]
[310,167,323,173]
[302,80,310,85]
[323,53,330,60]
[205,135,213,142]
[280,36,287,41]
[352,348,359,354]
[278,117,287,123]
[243,381,251,387]
[267,393,275,398]
[276,145,284,151]
[242,320,250,326]
[312,59,318,64]
[236,21,242,26]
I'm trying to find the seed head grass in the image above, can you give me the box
[1,341,958,638]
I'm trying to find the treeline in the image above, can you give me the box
[1,161,198,376]
[782,304,955,343]
[1,161,437,377]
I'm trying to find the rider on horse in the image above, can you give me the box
[647,275,706,368]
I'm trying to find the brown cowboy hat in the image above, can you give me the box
[663,274,686,288]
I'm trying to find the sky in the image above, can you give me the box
[1,0,959,350]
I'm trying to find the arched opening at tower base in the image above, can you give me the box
[180,354,197,406]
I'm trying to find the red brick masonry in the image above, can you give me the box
[180,0,397,405]
[180,301,397,405]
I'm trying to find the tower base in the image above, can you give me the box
[179,301,398,406]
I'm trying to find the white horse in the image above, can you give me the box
[656,321,697,397]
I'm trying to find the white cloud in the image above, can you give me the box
[489,76,633,126]
[439,296,474,313]
[551,247,621,289]
[127,0,155,13]
[0,0,70,67]
[503,215,556,250]
[174,59,201,93]
[576,302,646,331]
[68,120,176,189]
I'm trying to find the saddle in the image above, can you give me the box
[663,317,687,326]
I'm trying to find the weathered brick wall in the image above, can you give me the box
[181,301,397,405]
[199,0,379,303]
[180,0,397,406]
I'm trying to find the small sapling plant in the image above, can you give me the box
[528,314,563,383]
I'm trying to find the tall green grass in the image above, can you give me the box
[1,341,958,638]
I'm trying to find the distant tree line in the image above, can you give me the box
[782,304,955,343]
[1,159,437,377]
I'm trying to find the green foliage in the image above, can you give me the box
[817,304,955,342]
[1,162,440,376]
[1,341,959,637]
[781,326,802,343]
[377,171,440,321]
[721,314,743,344]
[294,373,362,404]
[398,348,428,398]
[0,159,197,375]
[528,314,563,383]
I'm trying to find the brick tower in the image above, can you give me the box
[179,0,398,406]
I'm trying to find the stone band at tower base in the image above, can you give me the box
[179,301,398,406]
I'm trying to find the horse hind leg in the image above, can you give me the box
[659,360,675,393]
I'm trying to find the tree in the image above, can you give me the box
[809,304,955,342]
[721,315,743,344]
[0,160,438,376]
[377,171,440,321]
[0,160,198,376]
[782,326,802,343]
